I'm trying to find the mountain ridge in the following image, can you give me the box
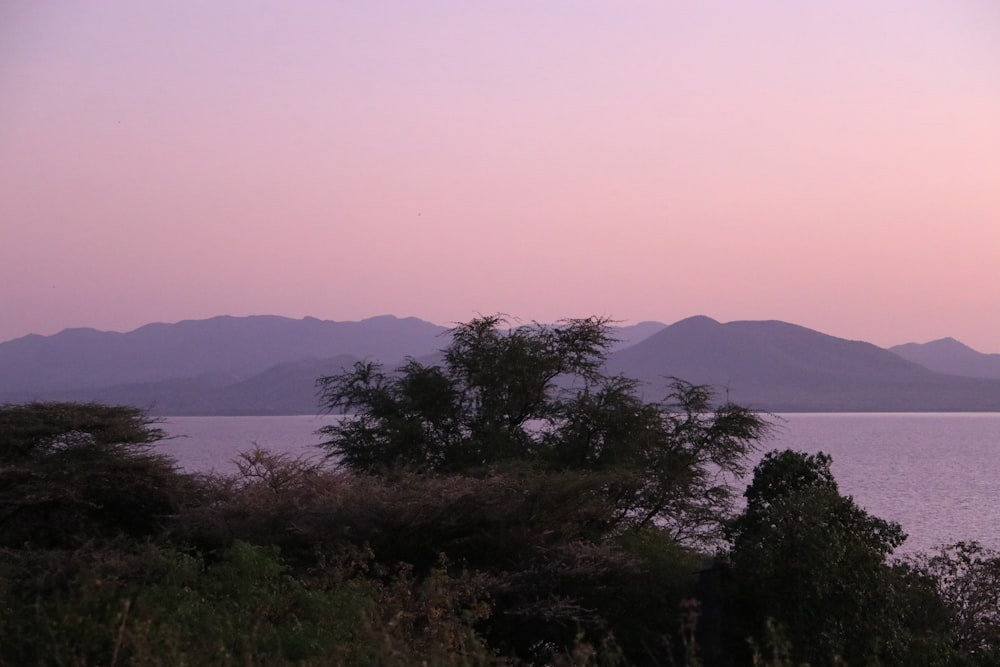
[2,314,999,414]
[0,314,448,393]
[605,317,997,411]
[890,338,1000,380]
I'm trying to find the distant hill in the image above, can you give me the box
[890,338,1000,380]
[609,321,668,350]
[0,315,448,394]
[0,315,670,415]
[35,355,361,416]
[4,314,1000,414]
[605,316,1000,412]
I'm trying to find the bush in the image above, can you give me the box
[0,538,498,666]
[726,450,906,666]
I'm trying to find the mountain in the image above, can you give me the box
[610,321,668,350]
[0,315,448,394]
[35,355,361,416]
[0,315,674,415]
[605,316,1000,412]
[4,314,1000,414]
[890,338,1000,380]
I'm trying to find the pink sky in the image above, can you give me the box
[2,1,1000,351]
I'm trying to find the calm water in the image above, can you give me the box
[159,415,340,473]
[158,413,1000,554]
[765,413,1000,553]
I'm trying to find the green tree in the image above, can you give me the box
[726,449,907,666]
[318,315,768,543]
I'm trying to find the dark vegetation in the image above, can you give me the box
[2,316,999,665]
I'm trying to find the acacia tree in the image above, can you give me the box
[0,401,184,547]
[317,315,768,543]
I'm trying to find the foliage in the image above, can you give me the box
[0,401,166,463]
[0,538,498,666]
[310,314,771,661]
[317,315,768,543]
[179,451,619,568]
[726,449,908,666]
[6,361,1000,665]
[903,541,1000,661]
[173,446,712,665]
[0,402,188,548]
[317,315,614,472]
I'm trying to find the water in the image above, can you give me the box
[159,415,340,473]
[158,413,1000,554]
[764,413,1000,553]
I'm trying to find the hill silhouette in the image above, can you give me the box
[0,315,447,394]
[605,316,1000,412]
[3,314,1000,414]
[890,338,1000,380]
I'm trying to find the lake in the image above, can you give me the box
[158,412,1000,554]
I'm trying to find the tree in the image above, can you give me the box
[726,449,907,666]
[906,541,1000,660]
[0,400,166,464]
[317,315,768,543]
[0,401,185,547]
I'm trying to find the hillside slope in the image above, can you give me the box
[891,338,1000,380]
[606,316,1000,411]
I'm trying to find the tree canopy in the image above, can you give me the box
[0,401,183,547]
[317,315,769,542]
[726,449,910,666]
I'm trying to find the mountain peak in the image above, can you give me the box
[890,337,1000,379]
[672,315,721,328]
[924,337,974,351]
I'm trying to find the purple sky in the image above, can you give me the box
[2,2,1000,351]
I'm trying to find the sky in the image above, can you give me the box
[2,1,1000,351]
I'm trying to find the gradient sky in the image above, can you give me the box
[2,1,999,351]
